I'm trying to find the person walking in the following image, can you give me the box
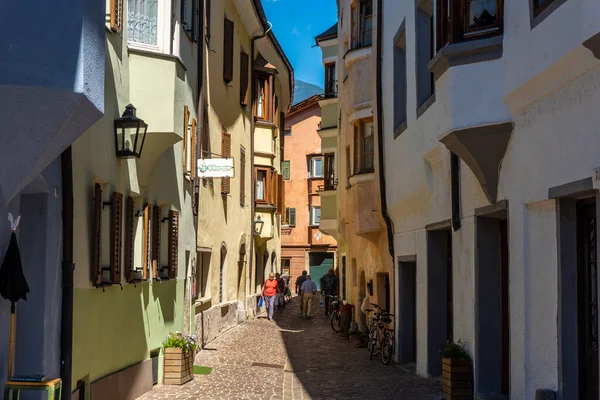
[300,275,317,319]
[320,268,339,315]
[295,270,307,316]
[276,272,286,310]
[262,273,278,322]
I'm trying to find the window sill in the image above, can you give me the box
[128,45,188,71]
[344,45,372,67]
[254,119,276,128]
[428,35,502,80]
[530,0,569,29]
[256,203,277,211]
[417,93,436,119]
[349,172,375,186]
[394,120,408,139]
[194,297,212,306]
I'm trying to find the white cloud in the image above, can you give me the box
[291,27,299,35]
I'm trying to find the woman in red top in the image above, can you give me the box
[262,273,279,321]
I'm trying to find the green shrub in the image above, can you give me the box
[439,339,470,359]
[163,331,197,354]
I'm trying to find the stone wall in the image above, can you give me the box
[195,301,240,346]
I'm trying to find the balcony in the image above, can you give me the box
[129,49,186,185]
[318,193,338,238]
[349,174,383,236]
[317,179,338,193]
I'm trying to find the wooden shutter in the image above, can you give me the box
[183,106,189,172]
[124,196,135,282]
[223,18,234,83]
[152,205,162,279]
[240,52,249,105]
[110,0,124,32]
[282,160,290,180]
[221,132,231,194]
[281,176,286,217]
[168,210,179,279]
[276,174,283,214]
[110,192,123,284]
[143,204,151,280]
[240,148,246,206]
[92,183,103,286]
[202,105,209,187]
[191,118,197,179]
[270,170,277,205]
[274,98,279,138]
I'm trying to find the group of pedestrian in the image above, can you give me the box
[294,268,338,319]
[261,272,290,322]
[261,268,338,321]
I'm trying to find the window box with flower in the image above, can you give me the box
[162,331,197,385]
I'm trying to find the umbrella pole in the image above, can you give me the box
[7,302,15,380]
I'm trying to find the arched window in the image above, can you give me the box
[219,244,227,303]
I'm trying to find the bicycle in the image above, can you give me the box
[328,295,341,332]
[368,303,395,365]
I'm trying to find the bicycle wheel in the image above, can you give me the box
[369,330,381,359]
[381,332,394,365]
[331,312,341,332]
[367,325,376,354]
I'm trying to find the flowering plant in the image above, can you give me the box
[163,331,197,354]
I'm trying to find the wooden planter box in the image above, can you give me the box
[163,348,194,385]
[442,357,473,400]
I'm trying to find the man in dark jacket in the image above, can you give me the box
[295,270,307,316]
[320,268,338,315]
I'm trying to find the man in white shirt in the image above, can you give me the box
[300,275,317,318]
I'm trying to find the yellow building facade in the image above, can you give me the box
[193,0,292,344]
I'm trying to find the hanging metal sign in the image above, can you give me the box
[197,158,234,178]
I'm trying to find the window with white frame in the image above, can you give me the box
[128,0,159,45]
[309,157,324,178]
[310,206,321,226]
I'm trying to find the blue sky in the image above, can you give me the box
[262,0,338,88]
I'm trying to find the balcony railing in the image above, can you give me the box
[317,179,338,192]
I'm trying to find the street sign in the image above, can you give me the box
[197,158,234,178]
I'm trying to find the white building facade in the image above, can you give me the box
[379,0,600,398]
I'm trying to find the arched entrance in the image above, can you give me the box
[358,270,367,329]
[271,251,277,274]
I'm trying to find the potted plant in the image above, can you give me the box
[163,331,197,385]
[440,340,473,400]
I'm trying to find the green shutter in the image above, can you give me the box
[282,160,290,180]
[287,208,296,227]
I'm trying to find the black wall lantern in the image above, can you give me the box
[114,104,148,159]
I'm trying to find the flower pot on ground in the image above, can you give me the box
[163,332,197,385]
[440,340,473,400]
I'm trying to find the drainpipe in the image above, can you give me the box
[375,0,394,259]
[451,153,461,231]
[249,24,270,299]
[60,147,74,400]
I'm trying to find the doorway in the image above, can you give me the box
[398,260,416,364]
[309,252,334,290]
[427,228,452,376]
[476,213,509,396]
[577,199,599,400]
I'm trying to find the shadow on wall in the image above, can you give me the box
[153,279,177,323]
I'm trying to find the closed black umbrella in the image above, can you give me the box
[0,214,28,380]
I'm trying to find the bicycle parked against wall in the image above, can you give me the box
[367,303,395,365]
[328,295,342,332]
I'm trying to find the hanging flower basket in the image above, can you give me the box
[163,332,196,385]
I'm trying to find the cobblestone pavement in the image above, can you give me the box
[138,296,442,400]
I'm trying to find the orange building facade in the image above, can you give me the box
[282,95,337,290]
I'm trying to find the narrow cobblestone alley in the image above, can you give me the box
[139,297,442,400]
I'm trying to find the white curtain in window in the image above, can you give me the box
[257,171,266,200]
[469,0,497,19]
[312,158,323,178]
[128,0,158,45]
[257,82,264,118]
